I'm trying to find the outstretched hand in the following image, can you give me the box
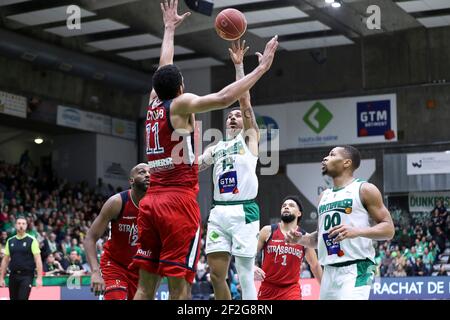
[229,39,249,65]
[256,35,278,72]
[161,0,191,29]
[285,228,302,245]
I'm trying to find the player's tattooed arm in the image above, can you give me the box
[229,40,260,141]
[229,40,260,159]
[198,146,214,172]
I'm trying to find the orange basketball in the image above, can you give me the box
[215,8,247,41]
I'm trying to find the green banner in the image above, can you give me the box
[5,276,91,287]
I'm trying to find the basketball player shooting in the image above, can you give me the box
[129,0,279,300]
[198,39,261,300]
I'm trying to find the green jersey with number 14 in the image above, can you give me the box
[212,133,258,202]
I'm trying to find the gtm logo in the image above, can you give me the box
[303,102,333,134]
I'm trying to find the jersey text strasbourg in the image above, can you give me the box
[261,224,305,286]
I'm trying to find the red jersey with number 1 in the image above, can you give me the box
[101,190,139,268]
[261,224,305,286]
[145,98,198,191]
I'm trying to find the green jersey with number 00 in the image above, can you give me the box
[317,179,375,266]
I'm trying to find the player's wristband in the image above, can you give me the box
[235,63,244,77]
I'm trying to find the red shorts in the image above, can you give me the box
[129,187,201,284]
[258,282,302,300]
[100,256,138,300]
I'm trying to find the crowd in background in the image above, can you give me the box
[1,159,449,300]
[375,201,450,277]
[0,159,114,277]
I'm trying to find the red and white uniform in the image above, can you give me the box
[258,224,306,300]
[100,190,139,300]
[130,98,201,284]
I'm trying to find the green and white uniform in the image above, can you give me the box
[205,132,260,258]
[317,178,376,300]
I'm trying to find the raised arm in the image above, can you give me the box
[328,183,395,242]
[83,194,122,295]
[150,0,191,101]
[171,35,279,115]
[229,40,251,111]
[229,39,260,155]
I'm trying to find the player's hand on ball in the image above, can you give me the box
[229,39,249,65]
[328,224,360,243]
[90,270,105,296]
[255,35,278,72]
[161,0,191,29]
[254,265,266,281]
[285,228,302,244]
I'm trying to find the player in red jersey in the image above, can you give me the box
[130,0,278,300]
[254,196,322,300]
[84,163,150,300]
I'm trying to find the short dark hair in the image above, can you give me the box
[152,64,183,100]
[282,195,304,222]
[228,106,241,113]
[339,145,361,170]
[16,215,27,222]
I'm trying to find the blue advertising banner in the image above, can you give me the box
[357,99,391,137]
[370,277,450,300]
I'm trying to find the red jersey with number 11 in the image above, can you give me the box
[261,224,305,286]
[101,190,139,268]
[145,98,198,191]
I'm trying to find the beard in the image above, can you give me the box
[134,181,148,193]
[281,213,296,223]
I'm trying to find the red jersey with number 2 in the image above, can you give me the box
[145,98,198,191]
[102,190,139,268]
[261,224,305,286]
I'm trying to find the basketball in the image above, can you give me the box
[215,8,247,41]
